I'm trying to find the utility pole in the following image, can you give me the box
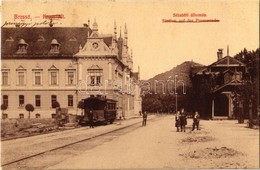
[175,93,178,112]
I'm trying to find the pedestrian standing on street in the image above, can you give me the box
[175,111,181,132]
[142,111,148,126]
[192,111,200,131]
[180,108,187,132]
[88,109,94,128]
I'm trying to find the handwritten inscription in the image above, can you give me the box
[2,20,59,28]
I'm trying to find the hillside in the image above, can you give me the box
[141,61,203,93]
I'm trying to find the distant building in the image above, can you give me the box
[191,48,246,119]
[1,20,142,119]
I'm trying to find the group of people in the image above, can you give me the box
[175,109,200,132]
[87,108,199,130]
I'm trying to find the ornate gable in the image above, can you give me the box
[75,38,113,57]
[75,20,116,57]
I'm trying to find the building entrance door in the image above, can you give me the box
[214,94,229,116]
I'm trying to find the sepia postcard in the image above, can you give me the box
[1,0,259,169]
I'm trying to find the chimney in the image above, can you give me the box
[217,49,223,60]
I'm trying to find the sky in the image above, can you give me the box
[1,0,259,80]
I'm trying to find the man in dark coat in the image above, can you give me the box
[192,111,200,131]
[88,109,94,128]
[180,108,187,132]
[142,111,148,126]
[175,111,181,132]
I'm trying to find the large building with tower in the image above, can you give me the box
[1,20,142,119]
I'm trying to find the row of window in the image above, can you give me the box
[2,113,58,119]
[1,71,105,86]
[2,95,74,107]
[1,64,133,87]
[1,71,76,86]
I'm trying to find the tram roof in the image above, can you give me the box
[84,96,117,103]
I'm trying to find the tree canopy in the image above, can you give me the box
[52,101,60,108]
[25,104,34,119]
[1,104,7,111]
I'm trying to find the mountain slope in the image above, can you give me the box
[142,61,203,93]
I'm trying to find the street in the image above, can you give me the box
[46,116,259,169]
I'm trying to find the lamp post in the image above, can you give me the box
[175,93,178,113]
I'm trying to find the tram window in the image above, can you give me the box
[85,99,105,110]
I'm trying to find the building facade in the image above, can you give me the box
[191,49,246,119]
[1,20,142,119]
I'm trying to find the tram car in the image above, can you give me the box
[79,96,117,125]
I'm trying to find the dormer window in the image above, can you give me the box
[17,39,28,54]
[50,39,60,54]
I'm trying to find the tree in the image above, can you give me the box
[52,101,61,124]
[77,100,85,116]
[52,101,60,109]
[25,104,34,119]
[1,104,7,119]
[234,48,259,124]
[190,73,216,118]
